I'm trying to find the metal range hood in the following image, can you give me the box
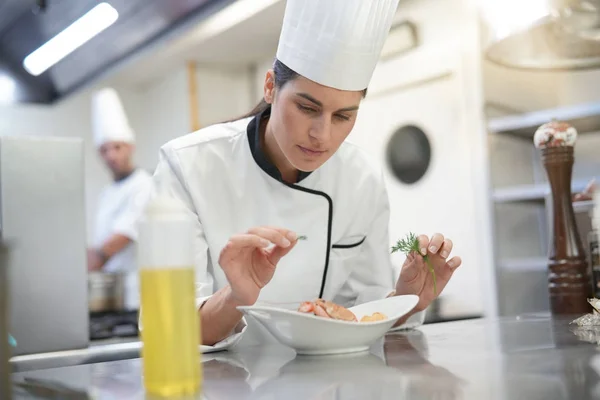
[482,0,600,71]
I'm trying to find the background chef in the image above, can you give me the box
[88,87,153,310]
[151,0,463,347]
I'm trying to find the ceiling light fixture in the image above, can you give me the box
[23,2,119,76]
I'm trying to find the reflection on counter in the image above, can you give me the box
[423,297,482,325]
[10,308,600,399]
[202,331,466,400]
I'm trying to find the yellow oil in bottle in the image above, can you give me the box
[140,267,201,396]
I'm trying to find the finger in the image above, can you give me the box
[255,226,299,241]
[446,256,461,270]
[400,257,424,284]
[428,233,445,255]
[226,234,271,250]
[417,235,429,256]
[584,178,596,194]
[248,227,293,248]
[267,240,298,265]
[438,238,453,259]
[258,226,299,244]
[434,256,462,286]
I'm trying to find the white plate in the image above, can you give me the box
[237,295,419,355]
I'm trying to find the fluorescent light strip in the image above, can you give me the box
[23,2,119,76]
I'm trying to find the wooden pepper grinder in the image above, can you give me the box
[534,121,590,315]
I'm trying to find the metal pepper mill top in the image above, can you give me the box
[534,120,591,315]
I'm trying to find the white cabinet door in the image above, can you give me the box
[349,73,483,318]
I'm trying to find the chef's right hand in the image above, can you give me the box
[219,227,299,306]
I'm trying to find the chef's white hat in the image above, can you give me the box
[276,0,400,91]
[91,87,135,148]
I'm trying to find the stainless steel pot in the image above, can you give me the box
[88,272,126,313]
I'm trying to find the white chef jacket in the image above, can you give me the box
[93,168,153,310]
[151,106,425,348]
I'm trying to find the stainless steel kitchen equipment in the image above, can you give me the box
[0,240,11,399]
[88,272,126,313]
[88,271,139,340]
[0,136,88,356]
[482,0,600,70]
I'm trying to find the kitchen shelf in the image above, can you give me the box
[574,200,594,214]
[493,184,549,203]
[497,257,547,272]
[492,179,595,204]
[488,101,600,139]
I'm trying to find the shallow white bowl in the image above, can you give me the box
[237,295,419,355]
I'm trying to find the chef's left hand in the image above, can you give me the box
[395,233,461,313]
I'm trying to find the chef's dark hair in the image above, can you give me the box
[231,59,367,121]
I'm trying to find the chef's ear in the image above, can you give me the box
[264,69,275,104]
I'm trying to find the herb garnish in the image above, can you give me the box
[391,232,437,295]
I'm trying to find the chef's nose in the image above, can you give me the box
[309,116,332,143]
[105,147,118,160]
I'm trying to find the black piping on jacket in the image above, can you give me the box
[246,106,333,298]
[332,236,366,249]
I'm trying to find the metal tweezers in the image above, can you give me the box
[12,377,91,399]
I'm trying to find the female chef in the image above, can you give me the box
[151,0,462,347]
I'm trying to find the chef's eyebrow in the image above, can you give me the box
[296,93,359,112]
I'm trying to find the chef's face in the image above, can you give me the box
[99,141,133,178]
[265,71,363,172]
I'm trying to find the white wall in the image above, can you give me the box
[132,66,190,170]
[195,64,254,127]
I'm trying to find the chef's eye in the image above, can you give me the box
[297,104,317,114]
[334,113,350,122]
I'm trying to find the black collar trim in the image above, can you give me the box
[246,106,312,183]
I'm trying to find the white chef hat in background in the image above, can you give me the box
[91,87,135,148]
[276,0,401,91]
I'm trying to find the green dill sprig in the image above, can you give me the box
[391,232,437,295]
[297,235,307,241]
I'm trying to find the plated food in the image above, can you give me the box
[237,295,419,355]
[298,299,388,323]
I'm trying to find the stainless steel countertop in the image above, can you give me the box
[10,338,141,373]
[11,314,600,399]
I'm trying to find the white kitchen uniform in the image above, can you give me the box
[152,107,424,348]
[93,169,153,309]
[90,87,151,310]
[151,0,425,349]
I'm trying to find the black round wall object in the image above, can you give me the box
[386,125,431,184]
